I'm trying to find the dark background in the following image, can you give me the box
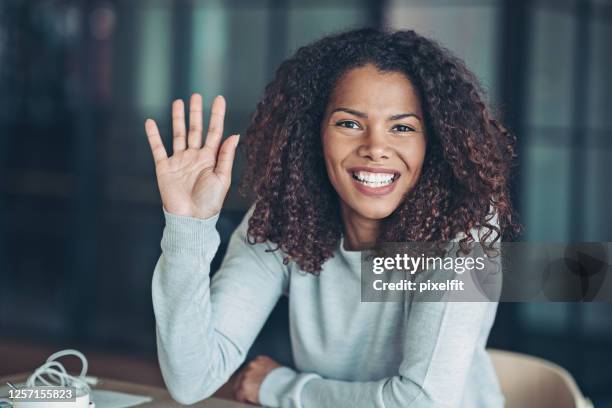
[1,0,611,406]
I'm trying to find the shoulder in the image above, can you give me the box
[226,204,290,276]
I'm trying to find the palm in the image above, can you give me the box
[145,94,239,219]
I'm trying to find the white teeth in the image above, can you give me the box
[353,171,396,187]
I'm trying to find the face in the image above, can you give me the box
[321,64,427,221]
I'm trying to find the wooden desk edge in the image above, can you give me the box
[0,374,254,408]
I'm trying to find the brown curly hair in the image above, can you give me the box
[240,28,521,274]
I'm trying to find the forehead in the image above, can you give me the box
[328,64,422,114]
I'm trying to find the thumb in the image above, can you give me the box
[215,134,240,181]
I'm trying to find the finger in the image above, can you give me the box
[232,369,245,393]
[232,372,246,400]
[172,99,187,150]
[188,93,204,149]
[215,134,240,180]
[204,95,226,152]
[144,119,167,165]
[234,389,247,403]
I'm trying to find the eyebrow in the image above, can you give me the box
[330,107,422,122]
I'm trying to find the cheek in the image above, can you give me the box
[322,134,350,173]
[402,139,427,171]
[321,136,339,187]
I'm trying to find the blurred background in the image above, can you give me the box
[1,0,611,405]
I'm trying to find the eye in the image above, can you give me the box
[392,124,415,133]
[335,120,361,130]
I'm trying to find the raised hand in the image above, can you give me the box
[145,93,239,219]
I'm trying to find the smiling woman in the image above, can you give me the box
[242,28,520,273]
[146,28,520,408]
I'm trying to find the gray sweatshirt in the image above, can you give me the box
[152,207,505,407]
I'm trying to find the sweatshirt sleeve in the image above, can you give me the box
[258,302,496,408]
[152,207,288,405]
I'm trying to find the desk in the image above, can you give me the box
[0,374,253,408]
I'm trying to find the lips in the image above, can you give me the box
[347,166,401,196]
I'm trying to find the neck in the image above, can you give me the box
[340,204,380,251]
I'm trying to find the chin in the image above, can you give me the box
[350,201,400,220]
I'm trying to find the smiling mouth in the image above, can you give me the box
[351,170,400,188]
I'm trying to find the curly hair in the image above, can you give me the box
[240,28,521,274]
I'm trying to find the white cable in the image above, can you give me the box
[0,349,96,407]
[26,349,92,394]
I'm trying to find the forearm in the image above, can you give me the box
[260,367,381,408]
[152,211,239,404]
[153,208,288,405]
[259,367,438,408]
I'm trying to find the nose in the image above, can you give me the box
[357,127,389,161]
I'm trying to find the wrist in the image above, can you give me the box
[192,207,221,220]
[163,204,220,220]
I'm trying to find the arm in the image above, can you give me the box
[153,207,288,405]
[257,302,494,408]
[145,93,282,404]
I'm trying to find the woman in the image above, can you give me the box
[145,28,519,407]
